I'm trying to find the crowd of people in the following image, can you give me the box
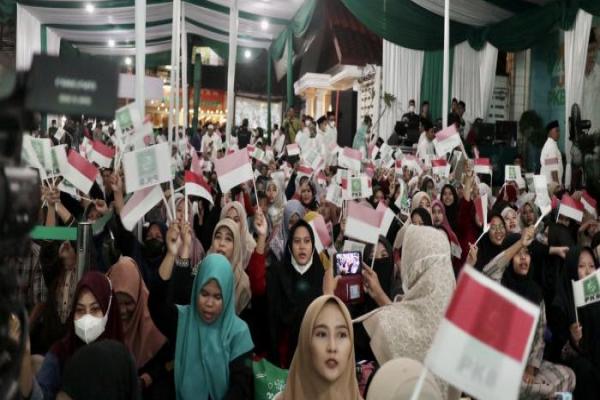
[7,103,600,400]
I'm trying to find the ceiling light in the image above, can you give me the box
[85,3,95,13]
[108,39,116,47]
[260,19,269,30]
[244,50,251,59]
[124,57,132,65]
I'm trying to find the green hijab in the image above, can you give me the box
[175,254,254,400]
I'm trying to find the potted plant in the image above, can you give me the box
[518,110,545,172]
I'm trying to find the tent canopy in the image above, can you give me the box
[15,0,314,61]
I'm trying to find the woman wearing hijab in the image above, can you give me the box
[362,225,458,400]
[36,271,123,400]
[149,254,254,400]
[56,340,141,400]
[501,206,521,234]
[276,295,361,400]
[440,184,459,232]
[483,237,576,398]
[294,176,319,212]
[220,201,256,269]
[519,201,539,229]
[392,191,432,253]
[552,246,600,399]
[366,358,443,400]
[266,177,286,234]
[107,257,172,398]
[431,200,463,274]
[411,207,433,226]
[208,219,253,314]
[267,219,325,368]
[270,200,306,263]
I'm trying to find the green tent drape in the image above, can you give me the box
[191,53,201,132]
[420,49,454,123]
[339,0,471,51]
[270,0,317,61]
[341,0,600,52]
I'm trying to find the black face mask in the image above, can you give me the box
[142,239,165,259]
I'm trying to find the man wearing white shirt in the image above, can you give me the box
[416,119,436,165]
[200,124,223,160]
[540,120,564,186]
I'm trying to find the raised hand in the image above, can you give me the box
[95,199,109,215]
[180,222,192,259]
[254,208,268,237]
[166,223,182,256]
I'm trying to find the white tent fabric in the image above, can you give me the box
[451,41,481,128]
[478,42,498,121]
[410,0,513,26]
[46,27,62,56]
[563,9,592,189]
[16,4,41,70]
[451,41,498,130]
[381,39,424,140]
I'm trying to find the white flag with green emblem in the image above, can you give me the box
[573,269,600,308]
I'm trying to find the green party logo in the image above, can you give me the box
[584,276,600,303]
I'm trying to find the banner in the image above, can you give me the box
[123,143,172,193]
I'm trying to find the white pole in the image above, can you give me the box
[181,5,188,134]
[134,0,146,119]
[168,0,177,150]
[225,0,239,145]
[442,0,450,128]
[174,0,181,147]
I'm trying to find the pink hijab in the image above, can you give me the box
[432,199,462,259]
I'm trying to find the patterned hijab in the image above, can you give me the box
[282,295,361,400]
[208,219,252,314]
[175,254,254,400]
[107,257,166,368]
[363,225,457,399]
[220,201,256,268]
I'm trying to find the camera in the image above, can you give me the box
[0,54,119,399]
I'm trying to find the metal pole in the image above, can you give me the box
[225,0,239,145]
[174,0,181,146]
[135,0,146,119]
[442,0,450,128]
[76,222,93,281]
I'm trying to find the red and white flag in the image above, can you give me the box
[558,194,584,223]
[432,159,450,178]
[62,150,98,194]
[184,170,213,205]
[89,140,116,169]
[296,165,314,180]
[338,147,362,172]
[214,148,254,193]
[309,214,332,253]
[401,154,423,175]
[474,158,492,175]
[376,202,396,236]
[286,143,300,157]
[316,170,327,186]
[121,185,163,231]
[433,124,462,155]
[345,201,383,245]
[582,191,597,216]
[475,193,489,232]
[425,267,539,400]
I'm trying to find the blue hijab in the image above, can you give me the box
[174,254,254,400]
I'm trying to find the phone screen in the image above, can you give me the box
[335,251,361,276]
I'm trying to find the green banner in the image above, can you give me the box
[29,226,77,241]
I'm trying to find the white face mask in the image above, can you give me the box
[74,290,112,344]
[408,106,415,113]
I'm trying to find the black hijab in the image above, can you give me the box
[60,340,141,400]
[411,207,433,227]
[441,184,459,231]
[267,219,324,367]
[474,214,519,271]
[501,237,543,305]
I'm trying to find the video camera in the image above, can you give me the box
[0,54,119,399]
